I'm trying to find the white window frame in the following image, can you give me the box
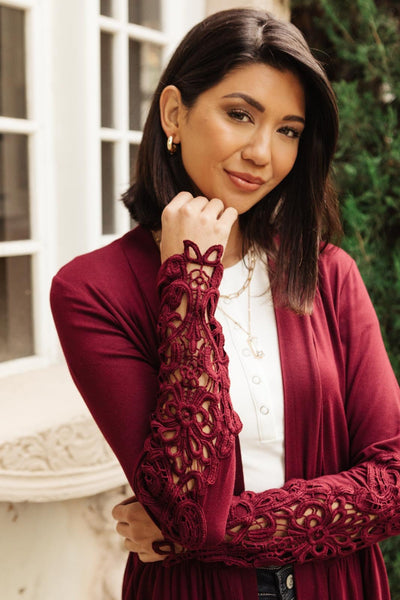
[98,0,206,245]
[0,0,55,377]
[98,4,169,243]
[0,0,205,378]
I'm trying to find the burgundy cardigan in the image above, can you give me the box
[50,225,400,600]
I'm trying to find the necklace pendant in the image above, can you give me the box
[247,336,264,359]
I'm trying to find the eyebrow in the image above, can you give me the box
[222,92,305,124]
[283,114,306,125]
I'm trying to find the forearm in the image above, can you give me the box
[226,453,400,562]
[167,451,400,567]
[133,240,241,548]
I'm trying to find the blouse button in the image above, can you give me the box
[242,348,251,357]
[252,375,261,384]
[259,405,269,415]
[286,574,294,590]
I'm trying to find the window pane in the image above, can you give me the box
[100,0,113,17]
[128,0,161,29]
[0,134,30,241]
[129,41,162,130]
[0,255,34,362]
[100,32,114,128]
[101,141,115,234]
[0,7,26,119]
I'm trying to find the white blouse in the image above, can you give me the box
[217,253,285,493]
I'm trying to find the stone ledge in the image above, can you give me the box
[0,362,127,502]
[0,460,127,502]
[0,415,127,502]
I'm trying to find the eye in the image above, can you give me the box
[278,126,303,139]
[227,109,253,123]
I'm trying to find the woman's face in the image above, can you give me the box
[175,63,305,214]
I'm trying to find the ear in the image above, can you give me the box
[159,85,185,144]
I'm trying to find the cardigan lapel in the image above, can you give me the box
[274,303,325,482]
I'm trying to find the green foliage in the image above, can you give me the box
[381,537,400,597]
[291,1,400,595]
[291,0,400,376]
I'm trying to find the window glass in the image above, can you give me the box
[0,7,27,119]
[0,133,30,241]
[100,0,113,18]
[129,41,162,130]
[128,0,161,29]
[0,255,34,362]
[101,141,115,234]
[100,32,114,128]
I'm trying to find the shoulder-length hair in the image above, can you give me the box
[122,8,341,314]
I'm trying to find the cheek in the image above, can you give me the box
[180,122,214,168]
[181,133,226,177]
[275,145,300,178]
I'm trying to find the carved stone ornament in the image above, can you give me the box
[0,416,127,502]
[84,486,131,600]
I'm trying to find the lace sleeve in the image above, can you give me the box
[159,452,400,566]
[133,240,242,549]
[219,453,400,565]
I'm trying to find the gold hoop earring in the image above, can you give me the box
[167,135,177,155]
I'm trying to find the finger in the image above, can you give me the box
[112,503,129,522]
[124,538,139,553]
[138,552,167,563]
[122,537,166,560]
[116,521,131,537]
[164,191,193,213]
[113,497,143,522]
[202,197,225,217]
[182,195,209,214]
[218,206,238,228]
[111,504,123,521]
[190,195,209,207]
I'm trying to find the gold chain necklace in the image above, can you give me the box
[220,248,256,300]
[217,260,265,360]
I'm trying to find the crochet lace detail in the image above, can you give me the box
[218,453,400,565]
[158,455,400,567]
[134,241,400,565]
[134,240,242,548]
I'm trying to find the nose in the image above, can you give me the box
[241,128,272,166]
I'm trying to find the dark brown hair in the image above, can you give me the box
[122,8,342,313]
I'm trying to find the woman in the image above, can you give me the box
[50,9,400,600]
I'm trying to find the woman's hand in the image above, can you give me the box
[160,191,238,263]
[112,497,167,563]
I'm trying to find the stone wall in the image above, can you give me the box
[0,487,129,600]
[0,365,129,600]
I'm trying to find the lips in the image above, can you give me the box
[225,169,266,191]
[226,170,265,184]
